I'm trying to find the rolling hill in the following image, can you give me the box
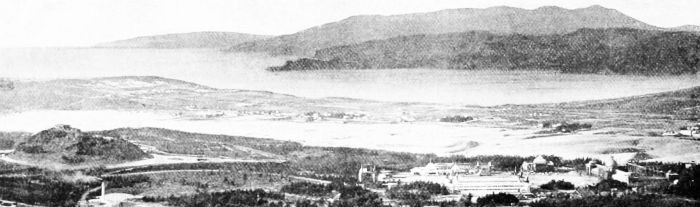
[95,31,271,49]
[548,85,700,117]
[13,125,149,164]
[270,28,700,75]
[229,5,658,56]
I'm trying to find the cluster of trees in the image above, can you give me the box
[589,180,628,192]
[540,180,575,190]
[0,132,26,150]
[332,185,383,207]
[268,58,361,71]
[280,182,342,197]
[387,181,450,201]
[281,182,384,207]
[0,162,34,175]
[475,193,519,207]
[530,194,698,207]
[0,78,14,90]
[142,189,286,207]
[439,115,474,123]
[538,122,593,134]
[0,174,94,207]
[102,175,151,195]
[667,164,700,199]
[276,28,700,75]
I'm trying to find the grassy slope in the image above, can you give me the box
[0,76,331,113]
[99,127,431,177]
[543,86,700,116]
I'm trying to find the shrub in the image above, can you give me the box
[540,180,575,190]
[440,115,474,123]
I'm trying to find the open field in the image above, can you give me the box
[0,76,699,165]
[0,108,697,162]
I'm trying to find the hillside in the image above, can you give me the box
[97,127,304,160]
[270,28,700,75]
[0,76,315,112]
[229,5,657,56]
[545,86,700,117]
[96,32,271,49]
[13,125,149,164]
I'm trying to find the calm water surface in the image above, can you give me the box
[1,48,698,105]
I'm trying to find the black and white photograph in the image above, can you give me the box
[0,0,699,206]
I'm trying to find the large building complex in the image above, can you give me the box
[369,161,531,197]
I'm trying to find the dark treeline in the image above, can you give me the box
[273,28,700,75]
[387,181,450,201]
[476,193,520,207]
[281,181,341,197]
[279,183,384,207]
[108,162,291,175]
[0,174,94,207]
[144,185,383,207]
[428,155,563,171]
[530,194,699,207]
[143,189,286,207]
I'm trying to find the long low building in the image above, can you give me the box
[376,162,530,197]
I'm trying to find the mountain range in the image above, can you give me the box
[97,6,700,67]
[228,5,662,56]
[95,31,271,49]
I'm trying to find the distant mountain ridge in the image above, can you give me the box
[270,28,700,75]
[96,31,271,49]
[228,5,659,56]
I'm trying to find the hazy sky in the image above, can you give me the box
[1,0,699,47]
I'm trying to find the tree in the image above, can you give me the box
[476,193,518,207]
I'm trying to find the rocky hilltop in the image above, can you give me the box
[14,125,149,164]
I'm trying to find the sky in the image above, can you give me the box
[0,0,699,47]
